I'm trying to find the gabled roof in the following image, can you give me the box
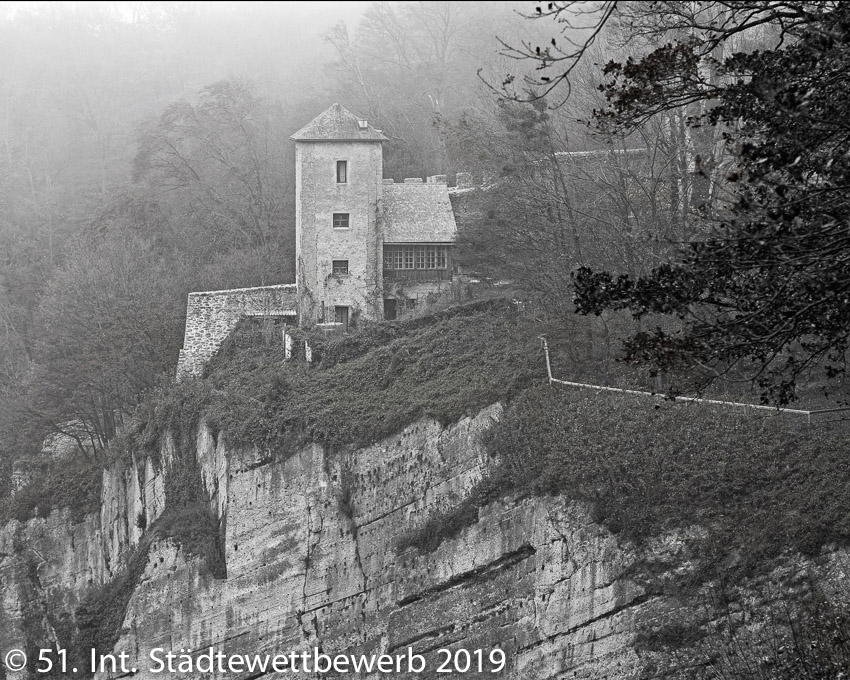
[382,182,457,243]
[290,103,388,142]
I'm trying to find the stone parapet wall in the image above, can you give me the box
[176,284,297,379]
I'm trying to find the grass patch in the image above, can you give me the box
[402,386,850,583]
[305,299,519,369]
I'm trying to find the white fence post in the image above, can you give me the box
[283,329,293,360]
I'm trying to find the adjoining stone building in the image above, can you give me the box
[291,103,458,325]
[175,103,461,378]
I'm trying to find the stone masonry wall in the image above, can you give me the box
[295,141,383,324]
[176,284,297,379]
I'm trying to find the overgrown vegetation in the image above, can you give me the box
[396,474,508,553]
[0,0,535,496]
[9,298,850,675]
[296,298,520,370]
[701,586,850,679]
[72,502,224,677]
[402,386,850,585]
[0,453,101,524]
[117,300,558,462]
[73,541,151,674]
[67,390,225,677]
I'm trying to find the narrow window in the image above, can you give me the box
[336,160,347,184]
[332,260,349,275]
[436,246,447,269]
[426,246,437,269]
[333,213,350,229]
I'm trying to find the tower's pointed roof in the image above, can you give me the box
[290,103,387,142]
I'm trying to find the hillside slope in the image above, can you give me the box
[1,302,849,679]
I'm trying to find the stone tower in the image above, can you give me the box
[291,103,388,326]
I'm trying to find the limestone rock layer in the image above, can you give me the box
[1,405,652,680]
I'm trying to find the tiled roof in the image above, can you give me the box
[382,182,457,243]
[290,103,388,142]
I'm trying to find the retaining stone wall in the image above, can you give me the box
[176,284,297,379]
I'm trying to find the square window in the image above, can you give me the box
[333,213,350,229]
[332,260,349,275]
[336,160,347,183]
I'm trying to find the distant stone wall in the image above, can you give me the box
[176,284,297,379]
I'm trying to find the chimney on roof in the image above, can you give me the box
[358,120,368,129]
[404,178,423,183]
[427,175,447,184]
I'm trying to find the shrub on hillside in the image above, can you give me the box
[403,386,850,584]
[164,302,552,458]
[0,453,101,523]
[701,587,850,679]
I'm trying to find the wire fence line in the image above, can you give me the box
[539,337,850,425]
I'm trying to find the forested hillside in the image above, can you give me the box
[4,0,849,519]
[4,4,850,677]
[0,1,545,492]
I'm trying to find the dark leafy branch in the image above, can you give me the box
[574,4,850,403]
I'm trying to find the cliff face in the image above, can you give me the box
[0,404,658,679]
[2,404,843,680]
[109,404,650,680]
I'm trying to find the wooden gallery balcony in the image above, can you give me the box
[383,244,453,282]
